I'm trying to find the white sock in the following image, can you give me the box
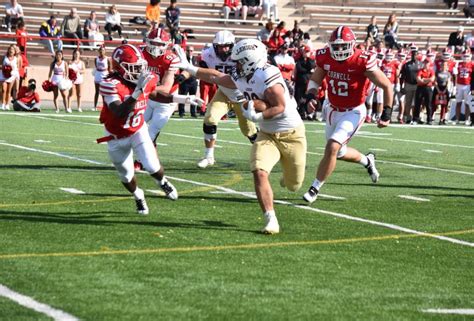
[205,147,214,159]
[264,210,276,217]
[132,187,144,200]
[311,179,324,191]
[359,154,369,167]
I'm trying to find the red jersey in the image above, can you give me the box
[17,86,40,104]
[142,49,180,95]
[99,74,158,137]
[315,48,377,109]
[317,78,328,100]
[434,59,456,74]
[456,61,473,85]
[381,60,399,84]
[417,69,434,87]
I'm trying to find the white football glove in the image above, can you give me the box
[172,94,205,106]
[172,44,198,76]
[241,100,263,123]
[132,70,153,99]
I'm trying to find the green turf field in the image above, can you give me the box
[0,111,473,321]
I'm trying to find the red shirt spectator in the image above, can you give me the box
[266,29,284,55]
[224,0,239,9]
[18,85,40,104]
[417,67,435,87]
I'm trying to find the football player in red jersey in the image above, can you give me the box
[302,26,393,204]
[396,49,408,123]
[376,49,399,120]
[454,48,473,125]
[98,44,178,215]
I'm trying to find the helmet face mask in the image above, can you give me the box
[328,26,356,61]
[146,28,170,58]
[214,43,233,61]
[213,30,235,61]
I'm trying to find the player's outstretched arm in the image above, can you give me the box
[366,68,393,127]
[172,44,237,89]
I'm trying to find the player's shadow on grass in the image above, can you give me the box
[331,182,474,192]
[0,210,253,233]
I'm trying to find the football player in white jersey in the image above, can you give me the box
[175,39,306,235]
[196,31,258,169]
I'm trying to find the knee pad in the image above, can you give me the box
[203,124,217,141]
[337,145,347,159]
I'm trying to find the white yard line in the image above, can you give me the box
[398,195,430,202]
[2,142,474,248]
[422,308,474,315]
[423,149,442,153]
[378,160,474,176]
[0,284,80,321]
[34,140,51,143]
[60,188,85,195]
[356,135,474,149]
[369,148,387,152]
[319,194,346,200]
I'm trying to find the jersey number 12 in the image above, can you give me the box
[329,79,349,97]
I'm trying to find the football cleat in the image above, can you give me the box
[365,153,380,183]
[134,160,143,171]
[261,212,280,234]
[160,179,178,200]
[197,157,215,169]
[135,198,149,215]
[303,186,319,204]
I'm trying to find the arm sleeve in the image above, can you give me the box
[100,81,120,105]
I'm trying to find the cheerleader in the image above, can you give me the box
[93,46,111,111]
[48,50,69,113]
[68,49,85,112]
[0,45,20,110]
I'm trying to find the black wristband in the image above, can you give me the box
[380,105,392,122]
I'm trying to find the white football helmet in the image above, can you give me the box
[213,30,235,61]
[230,39,268,78]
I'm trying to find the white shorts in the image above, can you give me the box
[456,84,471,103]
[106,124,160,183]
[365,83,375,106]
[326,104,366,146]
[144,100,176,141]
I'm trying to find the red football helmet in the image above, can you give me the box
[442,47,452,61]
[328,26,356,61]
[145,28,170,58]
[42,80,54,92]
[385,49,394,62]
[111,44,148,83]
[68,68,77,81]
[462,48,472,62]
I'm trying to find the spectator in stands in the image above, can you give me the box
[275,21,286,35]
[274,43,295,84]
[146,0,161,26]
[444,0,458,10]
[68,48,85,112]
[447,26,465,53]
[223,0,240,24]
[414,59,435,124]
[365,16,380,46]
[302,32,313,51]
[266,27,284,56]
[171,27,187,49]
[294,45,315,119]
[0,44,20,110]
[261,0,278,22]
[105,5,123,41]
[39,16,63,56]
[13,79,40,112]
[241,0,262,22]
[84,11,103,49]
[48,50,69,113]
[166,0,181,32]
[465,29,474,51]
[178,45,199,118]
[463,0,474,21]
[383,14,399,49]
[4,0,23,33]
[292,20,303,41]
[256,20,273,44]
[16,22,28,88]
[61,8,83,46]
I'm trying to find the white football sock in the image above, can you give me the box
[132,187,144,200]
[359,154,369,167]
[311,179,324,191]
[205,147,214,159]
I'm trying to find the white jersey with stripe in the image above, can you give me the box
[232,64,302,133]
[201,45,244,102]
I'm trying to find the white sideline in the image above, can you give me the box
[0,284,80,321]
[422,308,474,315]
[1,142,473,248]
[398,195,430,202]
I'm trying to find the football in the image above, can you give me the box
[242,99,270,113]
